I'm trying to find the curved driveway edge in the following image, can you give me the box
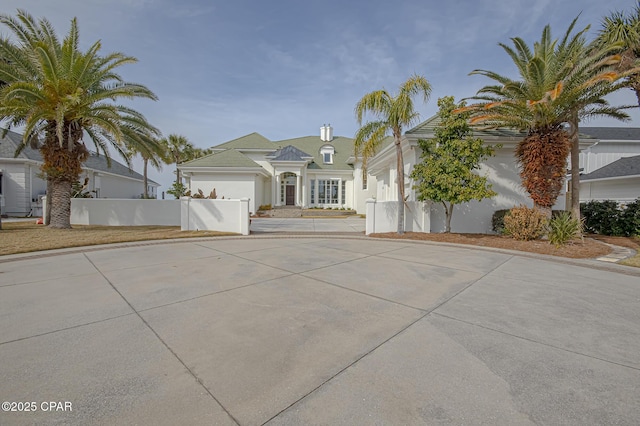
[1,237,639,425]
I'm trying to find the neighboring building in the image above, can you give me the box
[580,154,640,204]
[579,127,640,174]
[179,125,376,215]
[0,129,159,216]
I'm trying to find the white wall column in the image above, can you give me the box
[275,174,281,206]
[271,174,277,206]
[296,174,301,206]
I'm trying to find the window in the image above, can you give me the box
[315,179,342,205]
[320,144,335,165]
[310,179,315,204]
[362,173,367,190]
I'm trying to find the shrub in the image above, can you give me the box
[503,205,548,241]
[581,200,622,235]
[258,204,272,211]
[492,209,509,233]
[548,212,581,247]
[620,199,640,237]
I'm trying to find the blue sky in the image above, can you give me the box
[3,0,640,193]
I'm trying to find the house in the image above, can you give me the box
[367,116,602,233]
[580,154,640,203]
[578,127,640,203]
[0,129,160,216]
[179,125,376,215]
[178,118,633,234]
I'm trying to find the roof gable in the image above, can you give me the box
[268,145,312,161]
[581,155,640,181]
[180,148,262,168]
[212,132,275,150]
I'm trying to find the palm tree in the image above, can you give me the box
[354,75,432,234]
[0,10,159,228]
[160,134,196,186]
[463,17,631,218]
[597,3,640,107]
[126,129,168,198]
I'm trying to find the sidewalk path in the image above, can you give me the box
[1,236,638,425]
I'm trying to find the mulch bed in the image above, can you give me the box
[370,232,618,259]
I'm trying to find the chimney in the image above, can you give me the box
[320,124,333,142]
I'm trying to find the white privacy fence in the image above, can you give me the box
[365,199,430,235]
[44,198,250,235]
[180,198,250,235]
[69,199,180,226]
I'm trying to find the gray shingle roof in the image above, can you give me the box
[581,155,640,180]
[0,129,43,161]
[579,127,640,141]
[268,145,312,161]
[0,128,156,184]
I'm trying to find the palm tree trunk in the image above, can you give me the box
[143,158,149,198]
[568,114,581,222]
[45,180,52,225]
[48,179,72,229]
[395,135,405,235]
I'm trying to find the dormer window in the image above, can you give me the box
[320,144,335,164]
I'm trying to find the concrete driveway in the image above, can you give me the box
[250,217,365,233]
[1,236,639,425]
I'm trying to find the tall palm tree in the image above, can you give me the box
[354,75,432,234]
[597,3,640,107]
[0,10,159,228]
[126,128,168,198]
[159,134,195,186]
[462,17,631,218]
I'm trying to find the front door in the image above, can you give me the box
[286,185,295,205]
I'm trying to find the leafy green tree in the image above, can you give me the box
[354,74,432,234]
[411,97,497,233]
[0,10,159,228]
[463,17,631,219]
[166,181,188,199]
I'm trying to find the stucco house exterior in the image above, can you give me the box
[179,125,376,215]
[0,129,159,216]
[179,119,638,233]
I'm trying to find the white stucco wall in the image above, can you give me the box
[69,199,180,225]
[365,200,430,235]
[427,150,567,234]
[181,198,249,235]
[188,173,258,214]
[580,178,640,203]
